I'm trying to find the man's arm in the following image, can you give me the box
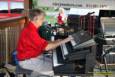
[45,36,73,51]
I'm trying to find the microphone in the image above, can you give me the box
[103,46,115,57]
[87,12,95,15]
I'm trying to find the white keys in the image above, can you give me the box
[53,50,62,67]
[60,45,65,59]
[70,40,77,46]
[60,44,68,59]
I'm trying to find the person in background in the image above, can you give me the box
[16,9,73,77]
[39,21,52,41]
[57,8,67,26]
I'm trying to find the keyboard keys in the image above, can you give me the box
[60,44,69,59]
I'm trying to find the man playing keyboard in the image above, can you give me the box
[17,9,73,77]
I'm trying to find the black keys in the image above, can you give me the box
[56,46,65,64]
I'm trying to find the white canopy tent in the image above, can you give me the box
[36,0,115,10]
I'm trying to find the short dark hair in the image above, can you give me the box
[28,9,45,20]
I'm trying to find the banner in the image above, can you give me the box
[37,0,115,9]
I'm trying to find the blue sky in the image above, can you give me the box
[0,1,24,10]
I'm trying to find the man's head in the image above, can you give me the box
[28,9,46,28]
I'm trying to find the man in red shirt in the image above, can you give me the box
[17,9,73,76]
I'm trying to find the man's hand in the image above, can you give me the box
[68,35,74,40]
[45,35,74,51]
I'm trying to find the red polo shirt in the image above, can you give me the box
[17,21,48,61]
